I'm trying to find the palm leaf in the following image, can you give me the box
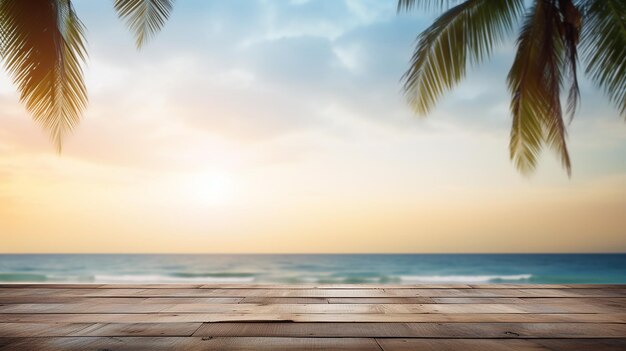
[397,0,464,12]
[507,1,570,175]
[580,0,626,117]
[559,0,582,119]
[401,0,525,115]
[0,0,88,151]
[114,0,174,49]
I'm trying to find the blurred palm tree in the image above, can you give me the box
[399,0,625,175]
[0,0,173,151]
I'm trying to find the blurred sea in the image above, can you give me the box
[0,254,625,284]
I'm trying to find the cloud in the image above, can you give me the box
[0,0,624,253]
[1,0,624,178]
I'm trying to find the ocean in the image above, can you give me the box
[0,254,625,284]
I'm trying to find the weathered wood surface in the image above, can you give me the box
[0,284,624,350]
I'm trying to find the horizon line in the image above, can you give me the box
[1,252,625,255]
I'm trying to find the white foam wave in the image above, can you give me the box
[399,274,532,283]
[93,274,255,283]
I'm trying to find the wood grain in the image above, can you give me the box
[0,337,383,351]
[0,283,624,350]
[193,322,626,338]
[1,312,624,323]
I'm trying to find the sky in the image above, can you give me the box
[0,0,625,253]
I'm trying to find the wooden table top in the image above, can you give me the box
[0,284,625,350]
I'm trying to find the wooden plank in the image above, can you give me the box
[531,339,626,351]
[328,298,434,304]
[5,337,615,351]
[203,337,383,350]
[471,284,626,289]
[240,297,329,304]
[0,337,208,350]
[562,284,626,289]
[65,301,618,316]
[380,303,623,314]
[0,313,626,323]
[382,304,527,314]
[386,288,538,298]
[142,297,243,304]
[378,338,626,351]
[194,322,417,338]
[4,287,624,298]
[0,338,18,348]
[69,322,202,337]
[0,284,105,289]
[469,284,571,289]
[386,288,626,298]
[80,284,203,289]
[0,296,150,304]
[193,322,626,338]
[521,289,626,298]
[197,288,589,298]
[0,337,383,351]
[4,295,621,306]
[0,303,171,314]
[0,288,149,298]
[517,297,626,304]
[63,288,153,297]
[209,289,391,298]
[2,283,626,349]
[376,338,548,351]
[162,303,385,314]
[0,323,94,337]
[0,288,73,297]
[431,297,526,304]
[0,312,616,324]
[379,339,626,351]
[85,288,228,297]
[1,313,624,324]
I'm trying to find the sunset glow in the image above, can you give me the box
[0,0,624,253]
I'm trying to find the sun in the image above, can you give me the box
[185,172,235,206]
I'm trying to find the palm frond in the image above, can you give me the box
[559,0,582,119]
[507,1,570,175]
[580,0,626,117]
[402,0,525,115]
[397,0,464,13]
[0,0,88,151]
[114,0,174,49]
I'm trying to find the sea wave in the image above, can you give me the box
[0,273,49,282]
[93,274,255,283]
[399,274,532,283]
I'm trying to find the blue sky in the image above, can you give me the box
[0,0,624,253]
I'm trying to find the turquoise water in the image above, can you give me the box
[0,254,625,284]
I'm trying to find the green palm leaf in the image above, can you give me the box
[0,0,88,151]
[402,0,525,115]
[580,0,626,117]
[114,0,174,49]
[560,0,581,119]
[507,1,570,175]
